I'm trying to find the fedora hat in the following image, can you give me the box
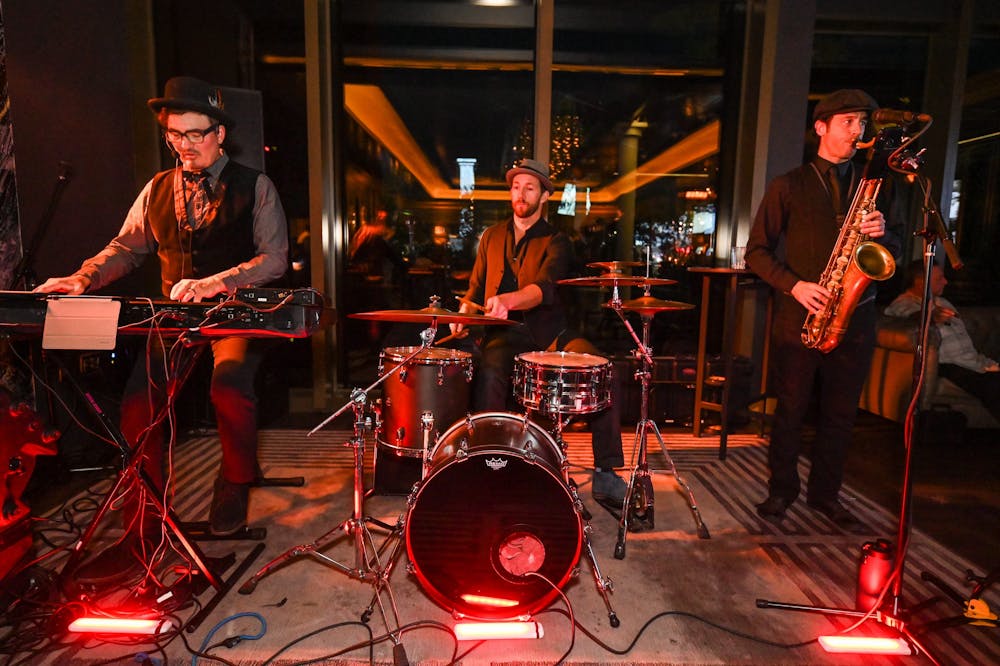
[147,76,235,126]
[505,158,555,194]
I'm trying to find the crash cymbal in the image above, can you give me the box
[349,306,515,326]
[558,275,677,287]
[603,295,695,316]
[586,260,646,274]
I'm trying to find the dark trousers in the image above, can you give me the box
[120,336,264,490]
[938,363,1000,423]
[767,304,876,504]
[474,325,624,469]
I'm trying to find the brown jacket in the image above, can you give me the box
[464,218,570,348]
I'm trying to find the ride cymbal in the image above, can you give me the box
[603,295,695,315]
[585,260,646,274]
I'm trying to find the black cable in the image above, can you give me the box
[540,606,819,655]
[259,620,374,666]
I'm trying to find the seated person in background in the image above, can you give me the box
[450,158,626,509]
[885,260,999,422]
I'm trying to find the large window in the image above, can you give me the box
[336,1,728,383]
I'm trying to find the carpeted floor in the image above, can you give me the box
[9,423,1000,665]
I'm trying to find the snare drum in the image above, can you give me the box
[513,350,612,415]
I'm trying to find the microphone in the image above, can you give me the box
[872,108,932,126]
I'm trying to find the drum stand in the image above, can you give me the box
[539,410,621,628]
[238,326,442,653]
[608,292,710,560]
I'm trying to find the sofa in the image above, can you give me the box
[860,305,1000,429]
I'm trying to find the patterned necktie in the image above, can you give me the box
[184,171,213,227]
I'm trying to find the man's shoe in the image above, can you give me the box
[592,470,627,508]
[73,536,147,587]
[756,495,791,522]
[807,499,864,530]
[210,478,250,536]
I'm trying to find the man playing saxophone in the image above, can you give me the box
[745,89,901,530]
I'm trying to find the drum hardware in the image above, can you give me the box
[599,284,710,557]
[239,297,509,649]
[239,304,460,652]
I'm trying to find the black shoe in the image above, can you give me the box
[807,499,863,530]
[592,470,627,509]
[73,537,147,587]
[756,495,791,522]
[210,478,250,536]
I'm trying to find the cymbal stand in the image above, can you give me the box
[238,322,441,652]
[608,287,710,560]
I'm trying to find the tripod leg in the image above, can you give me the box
[583,523,620,628]
[648,420,710,539]
[239,520,352,594]
[360,519,406,629]
[614,419,647,559]
[565,479,619,626]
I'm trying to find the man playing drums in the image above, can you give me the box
[451,158,626,508]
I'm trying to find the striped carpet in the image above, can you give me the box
[29,425,999,664]
[168,426,999,664]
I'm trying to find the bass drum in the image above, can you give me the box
[405,412,583,620]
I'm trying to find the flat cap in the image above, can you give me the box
[812,89,878,122]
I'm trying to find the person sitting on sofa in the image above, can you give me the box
[885,260,999,423]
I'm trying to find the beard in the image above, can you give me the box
[512,198,539,219]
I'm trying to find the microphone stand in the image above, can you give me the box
[756,131,946,665]
[9,161,72,291]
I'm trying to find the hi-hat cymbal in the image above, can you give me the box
[558,275,677,287]
[586,260,646,274]
[349,306,516,326]
[603,295,695,316]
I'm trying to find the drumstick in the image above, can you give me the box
[458,297,486,312]
[434,329,469,346]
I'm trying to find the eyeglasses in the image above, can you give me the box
[163,124,219,144]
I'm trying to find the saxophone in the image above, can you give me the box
[801,131,901,353]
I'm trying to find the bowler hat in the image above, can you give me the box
[505,158,555,194]
[147,76,235,126]
[812,89,878,122]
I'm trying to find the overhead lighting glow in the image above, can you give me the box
[473,0,522,7]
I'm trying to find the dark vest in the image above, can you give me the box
[147,161,259,297]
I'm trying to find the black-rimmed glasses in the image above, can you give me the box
[163,124,219,144]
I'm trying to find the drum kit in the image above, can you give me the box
[240,262,711,634]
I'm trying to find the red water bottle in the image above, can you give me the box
[856,538,894,611]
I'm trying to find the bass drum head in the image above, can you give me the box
[405,439,582,619]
